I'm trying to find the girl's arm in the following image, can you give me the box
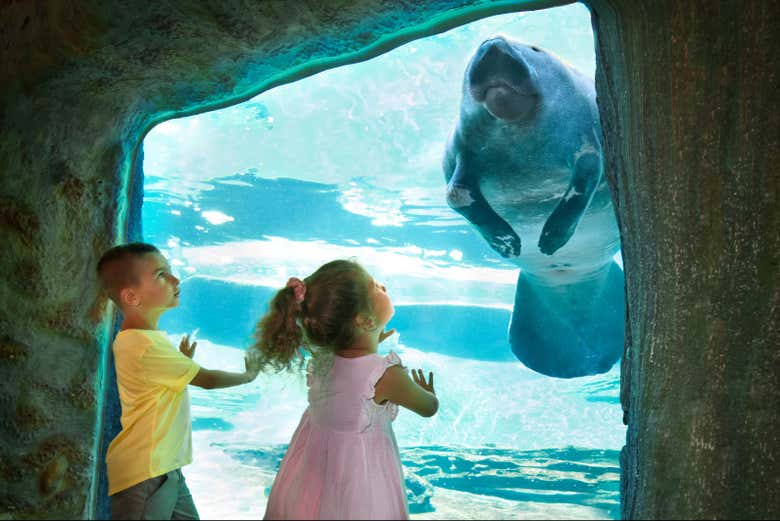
[374,367,438,417]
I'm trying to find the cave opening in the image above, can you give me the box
[119,3,624,519]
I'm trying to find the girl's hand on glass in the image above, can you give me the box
[378,328,396,344]
[412,368,435,395]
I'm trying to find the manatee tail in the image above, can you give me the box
[509,262,625,378]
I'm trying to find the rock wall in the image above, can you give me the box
[0,0,777,518]
[589,0,780,518]
[0,0,566,517]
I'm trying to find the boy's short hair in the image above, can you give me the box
[97,242,161,305]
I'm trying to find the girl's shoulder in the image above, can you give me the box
[344,350,404,371]
[378,350,403,368]
[306,350,405,386]
[366,350,405,388]
[330,350,403,366]
[364,351,405,421]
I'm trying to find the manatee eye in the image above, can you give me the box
[531,46,542,52]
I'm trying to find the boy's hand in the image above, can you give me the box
[378,328,396,344]
[412,368,435,395]
[244,349,262,382]
[179,334,197,359]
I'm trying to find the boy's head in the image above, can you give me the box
[96,243,181,314]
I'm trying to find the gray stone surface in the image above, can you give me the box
[0,0,566,517]
[0,0,777,518]
[589,0,780,518]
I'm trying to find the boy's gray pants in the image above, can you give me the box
[110,468,199,520]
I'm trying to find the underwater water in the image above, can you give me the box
[142,4,624,519]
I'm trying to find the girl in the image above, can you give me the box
[251,259,439,520]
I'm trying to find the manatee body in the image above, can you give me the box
[444,35,624,378]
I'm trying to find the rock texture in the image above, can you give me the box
[0,0,567,518]
[588,0,780,518]
[0,0,777,519]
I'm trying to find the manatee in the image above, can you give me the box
[443,35,624,378]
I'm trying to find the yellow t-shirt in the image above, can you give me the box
[106,329,201,495]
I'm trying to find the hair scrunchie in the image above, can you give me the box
[286,277,306,303]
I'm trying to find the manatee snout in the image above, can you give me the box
[467,36,537,121]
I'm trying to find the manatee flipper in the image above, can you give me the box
[446,154,522,258]
[509,261,625,378]
[538,151,602,255]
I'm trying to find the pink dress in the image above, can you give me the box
[264,351,409,520]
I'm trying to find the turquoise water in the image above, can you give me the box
[142,4,623,519]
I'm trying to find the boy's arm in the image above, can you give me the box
[181,334,260,389]
[190,367,257,390]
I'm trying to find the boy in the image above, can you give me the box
[97,242,260,520]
